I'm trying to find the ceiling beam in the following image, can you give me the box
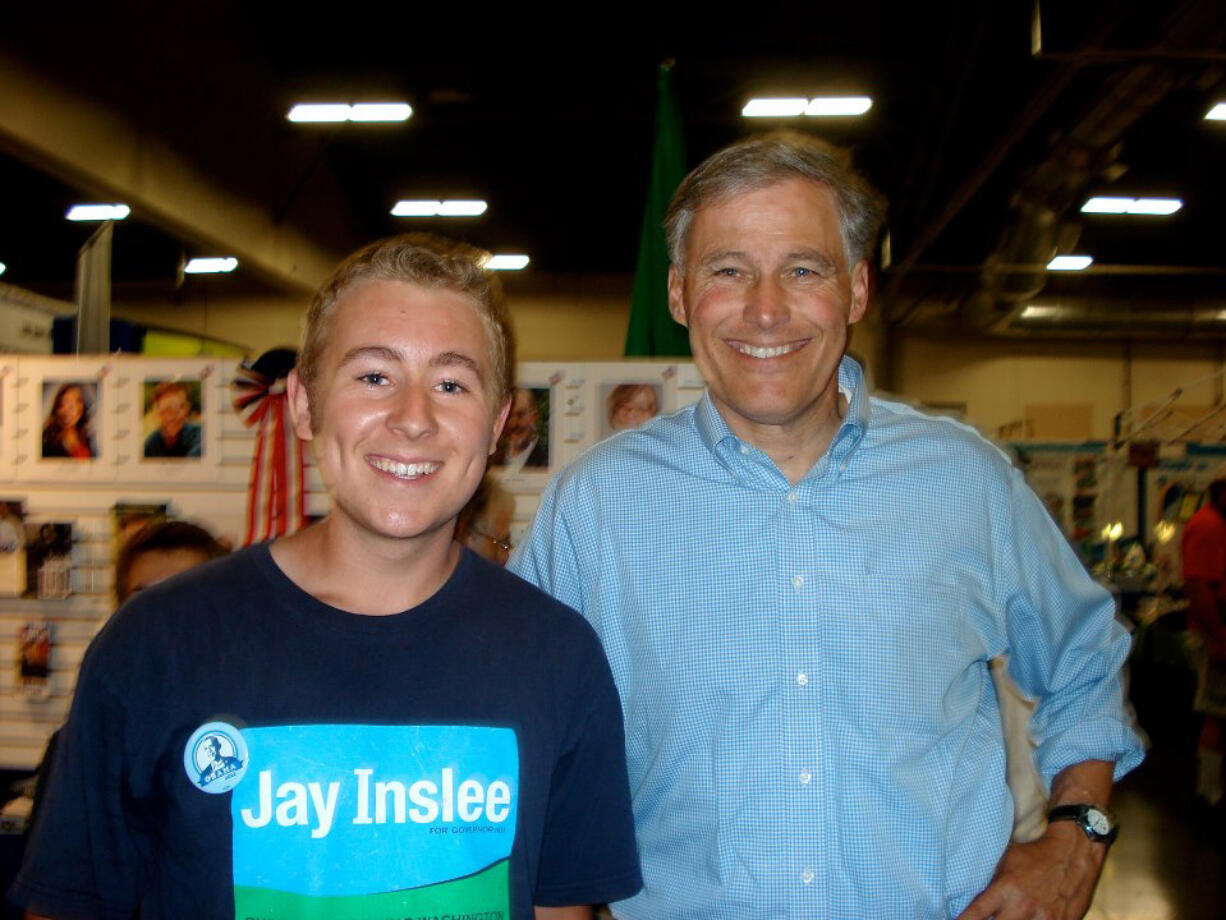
[0,53,342,295]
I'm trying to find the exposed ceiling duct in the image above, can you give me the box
[960,1,1226,336]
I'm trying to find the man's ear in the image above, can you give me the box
[667,265,688,327]
[286,369,316,441]
[848,260,870,326]
[488,396,512,457]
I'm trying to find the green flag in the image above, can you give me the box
[624,62,690,357]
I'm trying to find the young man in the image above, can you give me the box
[12,234,640,919]
[512,134,1142,919]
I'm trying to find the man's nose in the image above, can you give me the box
[387,385,437,437]
[743,277,790,329]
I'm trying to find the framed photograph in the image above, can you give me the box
[599,382,663,439]
[141,377,205,459]
[19,358,115,481]
[120,358,222,480]
[39,379,99,460]
[491,384,553,476]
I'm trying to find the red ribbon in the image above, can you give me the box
[232,360,307,545]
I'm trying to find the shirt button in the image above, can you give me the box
[801,868,815,885]
[796,672,808,686]
[739,444,750,456]
[791,574,804,588]
[799,770,812,785]
[787,490,798,504]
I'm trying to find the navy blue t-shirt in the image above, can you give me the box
[11,545,640,919]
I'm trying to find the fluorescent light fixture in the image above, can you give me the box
[484,254,529,271]
[1047,255,1093,271]
[347,102,412,122]
[1081,196,1182,215]
[806,96,873,116]
[183,257,238,274]
[287,103,352,123]
[743,98,809,117]
[1019,304,1063,320]
[0,262,5,276]
[391,199,488,217]
[1205,102,1226,121]
[391,200,441,216]
[437,200,488,216]
[66,203,130,221]
[288,102,411,123]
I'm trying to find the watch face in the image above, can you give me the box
[1086,808,1111,835]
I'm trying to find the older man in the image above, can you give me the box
[13,235,640,920]
[512,134,1142,919]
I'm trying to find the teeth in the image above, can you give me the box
[735,342,804,359]
[370,458,439,479]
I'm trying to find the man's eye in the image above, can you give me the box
[715,267,739,277]
[437,379,467,394]
[358,372,388,386]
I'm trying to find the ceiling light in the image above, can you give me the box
[743,98,809,117]
[66,203,130,221]
[1081,196,1182,215]
[1205,102,1226,121]
[391,199,488,217]
[1047,255,1093,271]
[287,102,412,123]
[347,102,412,122]
[287,103,352,123]
[184,257,238,274]
[806,96,873,116]
[1019,304,1063,320]
[437,200,488,216]
[0,262,6,276]
[484,254,529,271]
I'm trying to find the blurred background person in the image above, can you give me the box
[40,383,94,459]
[20,519,229,919]
[606,384,659,432]
[115,520,229,602]
[455,474,515,566]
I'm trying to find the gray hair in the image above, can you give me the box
[297,233,514,424]
[664,131,887,270]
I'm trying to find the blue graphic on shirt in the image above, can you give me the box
[230,724,519,899]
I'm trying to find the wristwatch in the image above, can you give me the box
[1047,804,1118,844]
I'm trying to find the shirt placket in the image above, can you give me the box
[778,473,825,916]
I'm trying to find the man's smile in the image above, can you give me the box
[367,456,441,480]
[728,340,809,360]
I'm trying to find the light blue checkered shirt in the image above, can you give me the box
[511,356,1143,919]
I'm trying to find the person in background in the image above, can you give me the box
[1182,474,1226,807]
[11,233,639,920]
[456,473,516,565]
[115,519,228,602]
[22,519,230,920]
[143,381,203,458]
[40,383,94,460]
[605,384,659,433]
[512,132,1143,920]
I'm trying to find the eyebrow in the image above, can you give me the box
[339,345,402,366]
[431,351,485,384]
[338,346,486,383]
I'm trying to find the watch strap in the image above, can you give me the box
[1047,804,1118,843]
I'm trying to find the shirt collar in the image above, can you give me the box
[694,354,870,476]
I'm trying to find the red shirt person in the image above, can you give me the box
[1182,475,1226,805]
